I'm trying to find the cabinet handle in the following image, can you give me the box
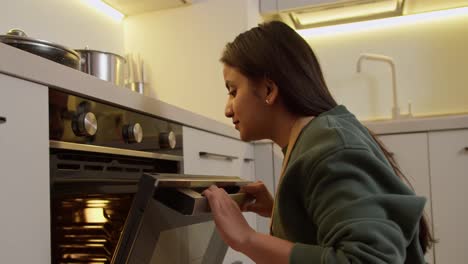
[0,116,6,124]
[465,147,468,152]
[243,158,254,162]
[199,151,238,161]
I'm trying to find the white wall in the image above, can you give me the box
[302,10,468,120]
[0,0,124,55]
[124,0,260,125]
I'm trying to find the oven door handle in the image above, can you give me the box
[178,188,247,215]
[154,186,248,216]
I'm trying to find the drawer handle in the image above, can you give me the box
[0,116,6,124]
[465,147,468,152]
[199,151,238,161]
[243,158,254,162]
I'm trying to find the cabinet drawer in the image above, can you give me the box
[182,126,254,178]
[182,126,256,264]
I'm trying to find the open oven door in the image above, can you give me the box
[112,173,251,264]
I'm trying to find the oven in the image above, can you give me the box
[49,89,249,264]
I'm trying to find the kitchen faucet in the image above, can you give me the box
[356,53,412,120]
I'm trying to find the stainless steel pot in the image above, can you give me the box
[0,29,80,69]
[76,49,126,87]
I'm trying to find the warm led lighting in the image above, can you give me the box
[294,0,398,27]
[83,208,108,223]
[82,0,125,22]
[86,199,109,207]
[298,6,468,38]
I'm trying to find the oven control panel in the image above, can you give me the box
[49,89,182,154]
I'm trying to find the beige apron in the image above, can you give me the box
[269,116,314,233]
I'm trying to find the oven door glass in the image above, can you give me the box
[112,173,251,264]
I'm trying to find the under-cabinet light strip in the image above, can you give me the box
[298,6,468,38]
[82,0,125,22]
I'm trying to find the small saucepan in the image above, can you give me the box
[75,48,127,87]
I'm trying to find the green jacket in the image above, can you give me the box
[271,105,426,264]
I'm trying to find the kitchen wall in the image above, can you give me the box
[124,0,260,125]
[302,8,468,120]
[406,0,468,14]
[0,0,124,55]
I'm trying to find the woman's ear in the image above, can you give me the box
[264,79,279,105]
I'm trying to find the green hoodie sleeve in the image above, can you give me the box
[289,147,426,264]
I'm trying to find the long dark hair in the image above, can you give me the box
[220,20,434,253]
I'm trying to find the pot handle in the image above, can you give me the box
[7,29,27,37]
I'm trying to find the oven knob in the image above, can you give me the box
[72,112,97,137]
[159,131,176,149]
[123,123,143,143]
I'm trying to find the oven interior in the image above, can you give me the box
[50,148,180,264]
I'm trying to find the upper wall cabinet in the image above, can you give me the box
[260,0,404,29]
[261,0,346,14]
[260,0,468,29]
[104,0,192,16]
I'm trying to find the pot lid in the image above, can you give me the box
[0,29,80,59]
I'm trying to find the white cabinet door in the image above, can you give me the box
[429,129,468,264]
[0,74,50,263]
[182,126,256,264]
[378,133,434,263]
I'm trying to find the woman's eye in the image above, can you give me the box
[228,90,237,97]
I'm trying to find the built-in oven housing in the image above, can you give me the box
[49,89,250,264]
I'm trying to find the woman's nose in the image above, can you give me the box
[225,99,233,118]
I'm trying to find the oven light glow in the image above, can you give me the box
[298,6,468,38]
[86,199,110,207]
[81,0,125,22]
[83,208,108,223]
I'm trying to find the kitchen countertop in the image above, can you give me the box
[1,43,467,137]
[363,113,468,135]
[0,43,240,139]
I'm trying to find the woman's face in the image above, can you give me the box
[223,65,269,141]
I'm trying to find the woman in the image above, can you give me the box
[202,21,434,264]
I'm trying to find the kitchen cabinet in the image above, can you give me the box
[428,129,468,264]
[0,73,50,263]
[253,142,284,234]
[182,126,256,264]
[278,0,333,11]
[182,126,254,177]
[378,133,434,264]
[260,0,355,14]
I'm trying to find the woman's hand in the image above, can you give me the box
[202,185,256,251]
[240,181,274,218]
